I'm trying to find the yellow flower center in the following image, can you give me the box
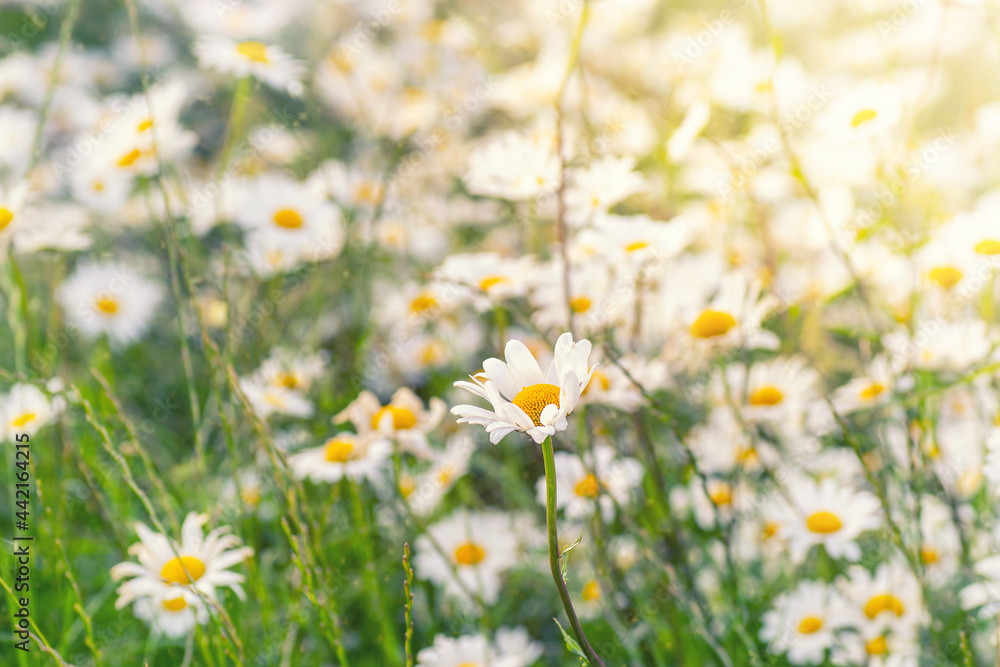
[864,594,905,619]
[399,475,415,498]
[625,241,649,252]
[569,296,592,313]
[410,294,437,313]
[762,522,778,539]
[852,109,878,127]
[453,542,486,566]
[0,207,13,231]
[690,310,736,339]
[272,208,303,229]
[237,41,269,63]
[798,616,823,634]
[372,405,418,431]
[137,119,153,132]
[11,413,36,428]
[324,438,355,463]
[118,148,142,167]
[479,276,508,291]
[749,386,784,406]
[96,297,119,315]
[929,266,962,289]
[975,239,1000,255]
[710,486,732,506]
[511,383,561,427]
[806,511,842,534]
[276,373,299,390]
[160,556,206,584]
[241,487,262,506]
[582,580,601,602]
[860,383,885,400]
[93,180,105,192]
[162,596,187,612]
[865,636,888,655]
[920,547,938,564]
[582,370,611,395]
[574,474,600,498]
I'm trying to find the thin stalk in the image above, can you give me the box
[542,437,605,666]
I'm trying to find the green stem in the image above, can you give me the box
[542,437,605,667]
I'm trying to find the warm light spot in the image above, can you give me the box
[920,547,938,564]
[762,522,778,539]
[118,149,142,167]
[272,208,303,230]
[241,487,261,506]
[511,383,561,427]
[625,241,649,252]
[399,475,415,498]
[162,596,187,612]
[92,180,105,192]
[95,297,119,315]
[975,239,1000,255]
[479,276,508,291]
[437,465,455,486]
[569,296,592,314]
[582,580,601,602]
[864,594,905,619]
[690,310,736,339]
[929,267,962,289]
[806,511,842,534]
[355,181,380,203]
[583,370,611,395]
[0,208,14,231]
[137,119,153,132]
[749,386,784,406]
[851,109,878,127]
[738,447,759,465]
[798,616,823,634]
[865,636,888,655]
[453,542,485,566]
[574,474,600,499]
[710,486,732,506]
[237,41,269,63]
[860,383,885,400]
[410,294,438,313]
[372,405,418,431]
[160,556,206,584]
[11,413,36,428]
[324,438,355,463]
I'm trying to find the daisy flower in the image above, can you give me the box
[415,627,543,667]
[451,332,596,444]
[837,559,926,639]
[288,432,392,484]
[413,509,522,607]
[773,475,882,562]
[132,586,209,639]
[462,126,560,201]
[399,432,475,517]
[0,382,62,442]
[434,252,534,312]
[256,347,330,393]
[55,262,165,347]
[238,375,314,419]
[565,155,646,225]
[111,513,253,626]
[830,356,895,414]
[682,271,780,351]
[759,580,857,665]
[193,35,305,92]
[336,388,446,459]
[577,353,666,412]
[534,443,643,521]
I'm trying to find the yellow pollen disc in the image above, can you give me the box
[583,370,611,396]
[160,556,206,584]
[453,542,485,566]
[710,487,732,506]
[479,276,508,291]
[749,386,784,406]
[372,405,418,431]
[399,475,415,498]
[137,119,153,132]
[738,447,759,465]
[582,580,601,602]
[852,109,878,127]
[93,181,105,192]
[355,182,379,203]
[806,511,842,534]
[690,310,736,339]
[12,413,36,427]
[865,636,888,655]
[118,148,142,167]
[324,438,355,463]
[625,241,649,252]
[569,296,592,313]
[975,239,1000,255]
[574,473,600,499]
[920,547,938,564]
[96,297,119,315]
[276,373,299,390]
[864,594,905,619]
[410,294,437,313]
[762,522,778,539]
[456,663,478,667]
[0,207,13,231]
[929,267,962,289]
[272,208,303,229]
[511,383,561,427]
[237,41,269,63]
[162,596,187,612]
[241,488,262,506]
[798,616,823,634]
[860,383,884,400]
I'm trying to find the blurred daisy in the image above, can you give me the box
[682,271,780,351]
[55,262,164,347]
[399,432,475,517]
[415,627,543,667]
[336,388,446,460]
[111,513,253,624]
[434,252,534,312]
[759,580,856,665]
[577,353,665,412]
[0,383,62,441]
[534,443,643,521]
[830,356,895,414]
[132,586,208,639]
[451,332,596,444]
[565,155,646,225]
[716,356,818,425]
[463,126,560,201]
[238,375,314,419]
[193,35,305,91]
[288,432,392,484]
[256,348,330,393]
[838,559,926,639]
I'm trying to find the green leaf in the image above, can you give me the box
[554,618,587,662]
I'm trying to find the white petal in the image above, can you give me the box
[504,339,544,387]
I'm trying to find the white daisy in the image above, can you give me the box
[193,35,305,92]
[830,356,895,414]
[288,432,392,484]
[0,382,62,442]
[759,580,857,665]
[415,627,543,667]
[238,375,314,419]
[837,559,926,639]
[534,443,643,521]
[336,388,446,460]
[451,332,596,444]
[132,586,209,639]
